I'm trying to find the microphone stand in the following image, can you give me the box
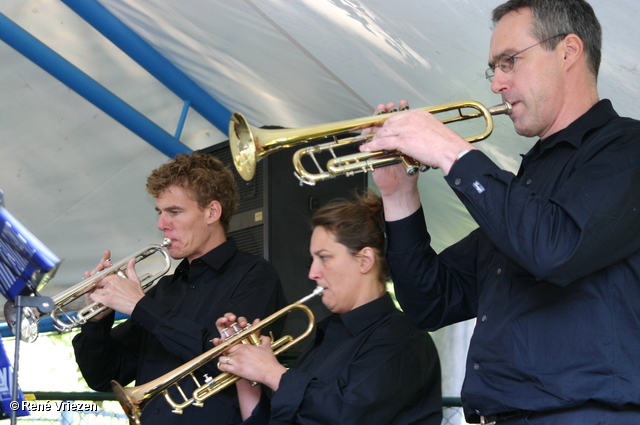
[10,295,53,425]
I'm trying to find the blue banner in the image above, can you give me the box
[0,337,29,418]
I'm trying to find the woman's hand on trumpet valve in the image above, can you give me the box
[213,312,249,343]
[214,313,287,391]
[88,258,145,316]
[217,334,286,391]
[361,99,475,176]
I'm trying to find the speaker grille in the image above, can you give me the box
[227,224,264,258]
[202,144,264,214]
[200,143,266,258]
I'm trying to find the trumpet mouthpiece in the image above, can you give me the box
[298,286,325,304]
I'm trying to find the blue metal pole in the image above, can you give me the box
[0,12,191,158]
[175,100,192,139]
[60,0,233,135]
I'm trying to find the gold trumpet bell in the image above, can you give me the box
[229,112,258,181]
[111,384,142,425]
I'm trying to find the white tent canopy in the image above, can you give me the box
[1,0,639,402]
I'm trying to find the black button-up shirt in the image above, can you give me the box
[386,100,640,422]
[73,238,285,425]
[243,293,442,425]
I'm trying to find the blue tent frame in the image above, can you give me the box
[0,0,234,336]
[0,0,232,158]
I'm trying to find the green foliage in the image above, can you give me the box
[3,330,90,391]
[386,281,402,310]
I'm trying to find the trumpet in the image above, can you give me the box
[229,100,512,185]
[111,286,324,425]
[3,239,172,342]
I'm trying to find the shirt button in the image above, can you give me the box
[474,363,480,370]
[481,315,487,322]
[526,179,532,185]
[496,268,502,275]
[454,178,462,185]
[190,284,196,289]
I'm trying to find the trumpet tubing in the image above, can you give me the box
[3,239,172,342]
[112,286,324,425]
[191,333,295,407]
[229,100,511,185]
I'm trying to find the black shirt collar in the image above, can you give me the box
[540,99,617,150]
[322,292,397,337]
[174,237,239,276]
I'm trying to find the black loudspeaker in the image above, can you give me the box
[200,135,367,355]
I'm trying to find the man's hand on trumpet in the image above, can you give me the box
[82,249,115,321]
[84,249,113,278]
[361,100,422,221]
[88,258,145,317]
[361,99,476,176]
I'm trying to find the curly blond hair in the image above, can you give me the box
[146,152,238,231]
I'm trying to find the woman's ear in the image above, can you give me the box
[358,247,376,274]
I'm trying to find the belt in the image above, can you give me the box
[480,410,531,424]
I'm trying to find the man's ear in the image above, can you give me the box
[207,200,222,224]
[561,33,583,68]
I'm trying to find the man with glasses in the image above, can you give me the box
[362,0,640,424]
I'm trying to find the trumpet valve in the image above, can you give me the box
[221,322,243,340]
[220,327,232,340]
[192,377,211,408]
[351,134,369,144]
[400,155,430,175]
[221,322,251,340]
[245,332,261,346]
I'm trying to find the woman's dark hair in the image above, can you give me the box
[311,190,389,283]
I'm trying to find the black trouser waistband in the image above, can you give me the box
[476,401,640,424]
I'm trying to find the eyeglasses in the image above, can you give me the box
[485,33,567,81]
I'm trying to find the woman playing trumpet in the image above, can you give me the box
[215,190,442,424]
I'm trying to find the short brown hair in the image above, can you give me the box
[146,152,238,231]
[311,190,390,283]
